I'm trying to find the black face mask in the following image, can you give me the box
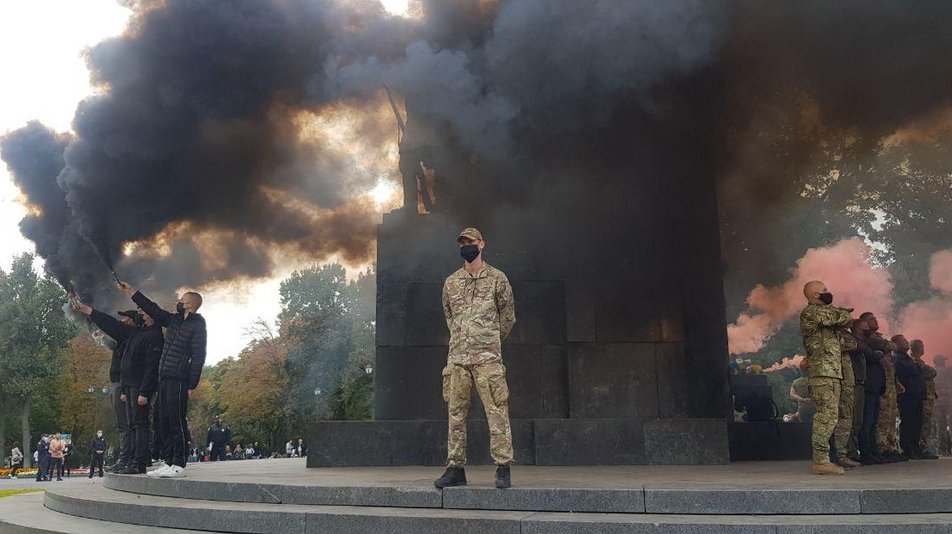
[176,302,186,314]
[818,292,834,305]
[460,244,480,263]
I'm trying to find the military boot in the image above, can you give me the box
[919,450,939,460]
[434,467,467,488]
[811,462,845,476]
[495,465,511,489]
[837,457,861,469]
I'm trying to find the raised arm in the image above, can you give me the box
[88,309,132,343]
[131,290,174,328]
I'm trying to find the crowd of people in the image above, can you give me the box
[799,280,946,475]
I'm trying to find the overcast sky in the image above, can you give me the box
[0,0,409,364]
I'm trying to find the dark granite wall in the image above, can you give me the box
[310,83,733,466]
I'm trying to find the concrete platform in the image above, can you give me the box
[27,458,952,532]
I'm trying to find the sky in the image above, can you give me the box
[0,0,410,364]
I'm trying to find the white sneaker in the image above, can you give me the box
[147,464,171,477]
[158,465,185,478]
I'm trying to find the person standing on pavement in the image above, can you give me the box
[435,228,516,490]
[34,436,50,482]
[116,282,207,479]
[798,280,853,476]
[206,416,231,462]
[89,430,108,478]
[49,433,65,481]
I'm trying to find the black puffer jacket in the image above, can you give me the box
[132,291,207,389]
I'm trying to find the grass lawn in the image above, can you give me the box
[0,489,42,499]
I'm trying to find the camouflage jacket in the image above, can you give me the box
[442,263,516,366]
[915,358,938,400]
[840,333,857,388]
[882,352,897,395]
[799,304,852,379]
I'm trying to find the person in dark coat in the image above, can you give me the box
[206,416,232,462]
[118,282,207,479]
[75,302,165,474]
[35,435,50,482]
[893,335,926,459]
[89,431,108,478]
[857,318,888,464]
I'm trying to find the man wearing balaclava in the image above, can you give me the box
[435,228,516,490]
[799,280,853,475]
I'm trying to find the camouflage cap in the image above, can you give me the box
[457,227,483,242]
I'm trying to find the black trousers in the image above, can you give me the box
[88,453,104,477]
[210,445,226,461]
[151,389,162,461]
[158,379,189,468]
[35,456,48,481]
[125,386,152,468]
[859,391,881,458]
[899,398,924,456]
[54,458,64,478]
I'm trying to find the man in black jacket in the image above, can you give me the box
[856,318,888,464]
[118,282,206,479]
[206,416,231,461]
[89,431,108,478]
[105,313,135,471]
[894,334,926,459]
[75,302,165,474]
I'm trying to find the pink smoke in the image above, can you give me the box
[898,250,952,366]
[763,354,804,373]
[728,238,894,354]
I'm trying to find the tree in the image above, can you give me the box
[54,335,116,463]
[218,337,289,452]
[0,253,76,466]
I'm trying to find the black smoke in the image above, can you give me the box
[3,0,952,312]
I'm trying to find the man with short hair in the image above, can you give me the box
[89,430,107,478]
[49,433,65,481]
[894,335,925,459]
[860,312,904,462]
[910,340,940,459]
[435,228,516,489]
[206,416,231,461]
[799,280,853,476]
[118,282,207,479]
[34,435,50,482]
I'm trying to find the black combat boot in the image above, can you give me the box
[495,465,511,489]
[434,467,467,488]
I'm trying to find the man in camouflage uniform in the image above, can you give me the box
[799,280,853,476]
[860,313,903,462]
[912,340,940,459]
[833,331,861,468]
[435,228,516,490]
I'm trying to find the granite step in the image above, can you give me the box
[43,484,952,534]
[102,470,952,515]
[0,491,212,534]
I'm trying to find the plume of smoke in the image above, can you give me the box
[727,238,893,354]
[763,355,804,374]
[898,250,952,366]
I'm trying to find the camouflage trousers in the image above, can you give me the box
[877,389,900,452]
[834,376,855,457]
[443,361,514,467]
[921,398,936,453]
[809,377,841,464]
